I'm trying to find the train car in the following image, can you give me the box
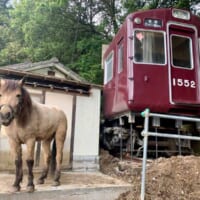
[102,8,200,157]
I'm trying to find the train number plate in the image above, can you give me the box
[172,78,196,88]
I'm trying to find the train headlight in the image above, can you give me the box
[172,9,190,20]
[134,17,142,24]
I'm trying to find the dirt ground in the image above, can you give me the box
[99,149,200,200]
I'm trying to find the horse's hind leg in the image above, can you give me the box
[52,142,62,186]
[37,140,51,184]
[53,132,66,186]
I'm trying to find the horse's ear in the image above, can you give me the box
[19,78,25,86]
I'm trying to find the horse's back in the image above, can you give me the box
[32,101,67,139]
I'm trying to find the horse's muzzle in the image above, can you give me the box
[0,105,14,126]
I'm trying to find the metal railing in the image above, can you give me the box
[140,108,200,200]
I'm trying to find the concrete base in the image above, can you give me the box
[0,172,131,200]
[72,155,99,171]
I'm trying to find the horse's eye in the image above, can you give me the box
[16,94,21,98]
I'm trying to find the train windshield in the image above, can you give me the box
[171,35,193,69]
[134,30,165,64]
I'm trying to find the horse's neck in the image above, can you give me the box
[17,101,33,127]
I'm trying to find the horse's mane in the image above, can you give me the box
[18,87,32,127]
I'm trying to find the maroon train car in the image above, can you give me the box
[102,8,200,156]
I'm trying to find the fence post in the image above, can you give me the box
[140,109,150,200]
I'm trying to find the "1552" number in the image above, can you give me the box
[172,78,196,88]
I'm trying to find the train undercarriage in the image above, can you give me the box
[100,111,200,158]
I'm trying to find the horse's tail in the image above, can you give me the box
[50,139,57,175]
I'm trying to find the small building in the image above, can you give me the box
[3,57,87,82]
[0,58,102,172]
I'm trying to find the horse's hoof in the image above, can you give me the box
[52,181,60,187]
[26,185,35,193]
[10,185,20,193]
[37,179,44,184]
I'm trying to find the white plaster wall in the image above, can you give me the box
[73,88,101,157]
[0,136,9,150]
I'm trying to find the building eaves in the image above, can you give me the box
[0,68,95,95]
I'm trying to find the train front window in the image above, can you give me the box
[134,30,165,64]
[171,35,193,69]
[118,42,124,73]
[104,52,114,84]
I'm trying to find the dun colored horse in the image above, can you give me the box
[0,79,67,192]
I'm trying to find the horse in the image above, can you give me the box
[0,78,67,193]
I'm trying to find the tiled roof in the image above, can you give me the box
[2,57,87,83]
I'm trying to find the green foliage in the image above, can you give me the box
[0,0,11,53]
[157,0,191,9]
[175,0,190,9]
[0,0,199,84]
[8,0,75,62]
[70,35,104,84]
[123,0,144,13]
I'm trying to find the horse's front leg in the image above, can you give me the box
[8,139,23,192]
[26,139,36,193]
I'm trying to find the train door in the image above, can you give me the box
[168,24,199,104]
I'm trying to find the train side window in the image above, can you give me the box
[134,30,165,64]
[104,52,114,84]
[171,35,193,69]
[118,42,124,73]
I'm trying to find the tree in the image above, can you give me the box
[157,0,191,9]
[71,35,104,84]
[0,0,11,53]
[11,1,72,61]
